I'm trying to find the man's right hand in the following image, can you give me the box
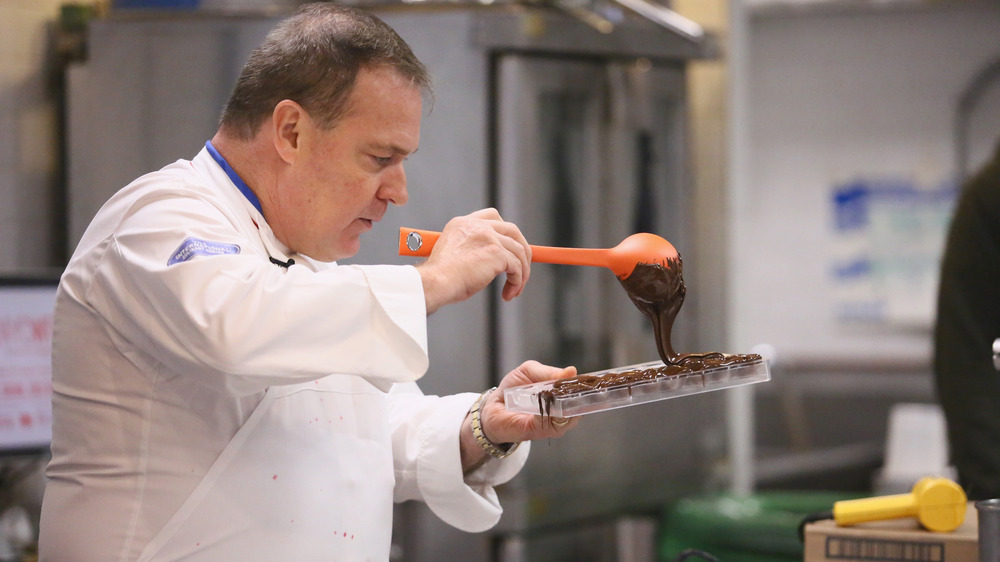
[416,208,531,314]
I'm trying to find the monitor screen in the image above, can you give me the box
[0,275,59,456]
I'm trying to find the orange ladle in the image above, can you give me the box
[398,227,678,279]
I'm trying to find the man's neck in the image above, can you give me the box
[210,131,276,211]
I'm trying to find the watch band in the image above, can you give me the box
[470,387,520,459]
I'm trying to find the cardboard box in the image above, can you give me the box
[804,503,978,562]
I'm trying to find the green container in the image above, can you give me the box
[659,492,861,562]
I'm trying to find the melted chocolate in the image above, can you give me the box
[619,259,686,364]
[536,353,761,418]
[536,255,761,418]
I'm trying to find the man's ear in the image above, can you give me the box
[272,100,309,164]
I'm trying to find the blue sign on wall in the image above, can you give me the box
[830,177,958,328]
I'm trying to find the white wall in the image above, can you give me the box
[730,1,1000,366]
[0,0,66,270]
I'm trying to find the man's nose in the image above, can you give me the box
[380,165,408,206]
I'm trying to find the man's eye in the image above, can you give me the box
[372,155,393,166]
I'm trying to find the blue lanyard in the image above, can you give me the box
[205,140,264,216]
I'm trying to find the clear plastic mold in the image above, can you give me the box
[503,356,770,418]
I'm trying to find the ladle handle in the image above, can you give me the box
[398,228,439,257]
[530,245,612,269]
[398,228,613,270]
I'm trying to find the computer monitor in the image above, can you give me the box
[0,274,59,456]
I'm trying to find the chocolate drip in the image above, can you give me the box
[618,258,686,364]
[535,255,762,419]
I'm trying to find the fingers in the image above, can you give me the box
[540,415,578,436]
[499,361,577,390]
[468,207,503,221]
[482,361,581,443]
[478,214,531,300]
[418,209,532,310]
[487,215,531,263]
[495,234,529,301]
[461,208,532,299]
[481,389,580,443]
[513,365,579,437]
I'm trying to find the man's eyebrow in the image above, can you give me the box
[369,141,418,156]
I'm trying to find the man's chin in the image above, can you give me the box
[298,242,358,263]
[329,238,362,263]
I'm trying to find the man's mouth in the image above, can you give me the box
[361,212,384,225]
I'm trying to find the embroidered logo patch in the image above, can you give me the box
[167,237,240,266]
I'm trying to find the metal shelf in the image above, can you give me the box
[747,0,997,18]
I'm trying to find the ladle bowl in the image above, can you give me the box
[398,228,678,278]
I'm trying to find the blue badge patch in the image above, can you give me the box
[167,237,240,266]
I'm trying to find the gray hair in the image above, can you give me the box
[219,3,432,140]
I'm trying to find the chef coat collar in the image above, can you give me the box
[205,140,264,216]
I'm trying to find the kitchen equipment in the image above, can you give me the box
[398,228,678,278]
[832,477,967,532]
[504,357,769,418]
[977,499,1000,561]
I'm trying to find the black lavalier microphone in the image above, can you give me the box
[269,256,295,268]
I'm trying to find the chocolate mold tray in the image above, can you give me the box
[503,357,770,418]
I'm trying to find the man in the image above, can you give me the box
[38,4,577,560]
[934,140,1000,500]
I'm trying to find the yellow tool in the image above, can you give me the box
[833,476,967,532]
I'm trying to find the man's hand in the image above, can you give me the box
[460,361,580,473]
[483,361,579,443]
[416,208,531,314]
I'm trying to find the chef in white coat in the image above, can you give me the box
[38,4,578,560]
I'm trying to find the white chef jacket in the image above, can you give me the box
[38,146,529,561]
